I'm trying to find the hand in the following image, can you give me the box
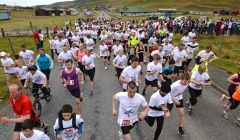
[56,134,62,140]
[63,84,67,88]
[138,112,146,121]
[80,81,84,84]
[112,109,117,116]
[161,106,168,112]
[1,117,11,123]
[75,134,81,139]
[164,111,170,118]
[175,100,181,105]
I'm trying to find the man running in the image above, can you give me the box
[60,59,84,115]
[112,81,149,140]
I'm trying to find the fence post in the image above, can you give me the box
[30,21,32,28]
[1,28,5,37]
[46,27,49,37]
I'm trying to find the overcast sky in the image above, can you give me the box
[0,0,74,7]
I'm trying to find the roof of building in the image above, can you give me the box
[118,7,151,13]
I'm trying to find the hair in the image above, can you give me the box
[58,104,73,119]
[21,119,34,130]
[8,84,22,91]
[153,54,161,60]
[198,63,206,73]
[38,48,45,51]
[65,59,73,64]
[127,81,137,90]
[180,73,190,80]
[206,45,212,51]
[168,59,175,65]
[21,45,26,48]
[131,57,139,63]
[160,81,171,93]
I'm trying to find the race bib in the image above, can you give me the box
[62,128,75,138]
[66,80,74,85]
[120,119,133,126]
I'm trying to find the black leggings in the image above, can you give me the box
[116,68,124,79]
[145,116,164,140]
[78,62,86,78]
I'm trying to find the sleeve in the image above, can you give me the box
[121,68,127,77]
[26,72,31,80]
[158,66,162,74]
[113,56,117,63]
[35,55,40,70]
[141,96,148,107]
[53,119,60,136]
[41,133,50,140]
[191,71,197,79]
[46,54,54,69]
[114,92,120,101]
[9,58,14,65]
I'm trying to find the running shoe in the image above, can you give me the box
[235,117,240,126]
[185,101,190,108]
[178,129,186,136]
[142,92,146,96]
[44,123,50,135]
[105,67,108,70]
[188,108,192,115]
[223,110,229,120]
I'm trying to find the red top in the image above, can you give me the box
[33,31,40,42]
[149,46,158,54]
[10,93,37,121]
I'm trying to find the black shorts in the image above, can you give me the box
[14,119,41,132]
[121,122,137,135]
[85,67,95,81]
[174,65,184,74]
[145,79,158,87]
[175,99,184,108]
[229,98,240,110]
[20,79,26,86]
[41,69,51,80]
[188,86,202,98]
[100,56,108,59]
[69,87,83,102]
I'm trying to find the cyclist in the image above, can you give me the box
[23,65,51,99]
[112,81,149,140]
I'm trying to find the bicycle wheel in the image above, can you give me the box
[45,94,52,102]
[33,100,42,118]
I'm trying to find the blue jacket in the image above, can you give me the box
[36,54,54,70]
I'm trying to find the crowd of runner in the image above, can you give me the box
[0,16,240,140]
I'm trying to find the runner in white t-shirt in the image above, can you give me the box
[58,45,76,68]
[113,49,127,79]
[112,40,123,58]
[173,43,187,76]
[19,45,34,66]
[0,52,17,86]
[186,64,212,114]
[169,73,190,136]
[99,40,109,70]
[185,37,199,68]
[112,81,149,140]
[145,81,173,140]
[142,54,164,96]
[20,119,50,140]
[119,57,141,92]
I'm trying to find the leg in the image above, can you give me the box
[76,98,82,115]
[177,107,185,132]
[12,132,20,140]
[154,116,164,140]
[144,115,155,127]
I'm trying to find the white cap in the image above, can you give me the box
[0,52,6,57]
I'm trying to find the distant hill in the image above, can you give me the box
[36,0,240,10]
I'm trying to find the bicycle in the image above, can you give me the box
[28,86,52,118]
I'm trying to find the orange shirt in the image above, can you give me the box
[232,86,240,101]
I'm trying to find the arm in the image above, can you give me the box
[35,55,40,70]
[227,73,239,85]
[1,114,30,124]
[119,75,130,84]
[77,68,84,84]
[200,79,212,86]
[112,94,118,116]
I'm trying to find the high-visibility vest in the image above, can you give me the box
[128,36,139,47]
[158,29,165,37]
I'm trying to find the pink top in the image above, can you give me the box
[77,50,85,62]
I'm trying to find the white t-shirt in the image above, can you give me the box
[112,45,123,56]
[100,34,108,41]
[82,54,96,70]
[99,45,108,57]
[53,115,84,140]
[163,44,174,56]
[186,42,199,59]
[1,58,16,74]
[19,50,34,65]
[54,40,65,53]
[173,49,187,67]
[20,129,50,140]
[121,65,141,89]
[188,32,196,41]
[85,38,95,50]
[58,51,75,62]
[170,80,188,100]
[70,47,79,55]
[26,70,46,84]
[197,50,214,62]
[151,50,164,60]
[148,91,173,117]
[115,92,148,124]
[15,66,28,80]
[113,55,127,69]
[145,62,162,81]
[189,71,210,90]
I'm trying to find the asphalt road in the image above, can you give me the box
[0,49,240,140]
[1,12,240,140]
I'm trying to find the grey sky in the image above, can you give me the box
[0,0,74,7]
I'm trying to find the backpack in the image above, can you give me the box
[58,113,78,130]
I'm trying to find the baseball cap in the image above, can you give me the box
[0,52,7,57]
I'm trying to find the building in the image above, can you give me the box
[213,9,240,15]
[35,7,77,16]
[0,12,11,20]
[64,8,79,16]
[117,7,152,16]
[35,8,54,16]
